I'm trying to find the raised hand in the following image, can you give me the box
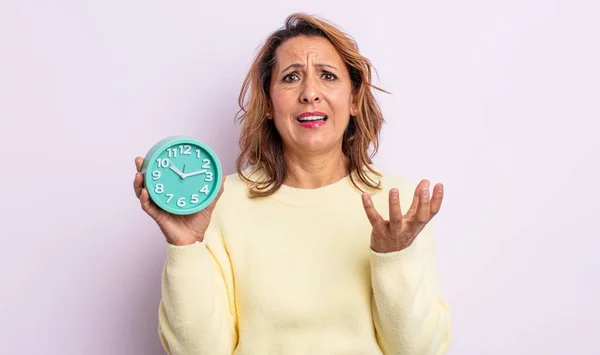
[133,156,225,246]
[361,179,444,253]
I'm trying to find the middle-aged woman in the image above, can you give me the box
[133,12,451,355]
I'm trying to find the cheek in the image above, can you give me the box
[324,84,353,106]
[270,89,295,116]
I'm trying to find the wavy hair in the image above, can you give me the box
[235,13,388,197]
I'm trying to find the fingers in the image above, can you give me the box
[133,157,144,198]
[388,188,403,236]
[135,157,144,172]
[140,187,161,221]
[134,156,162,221]
[429,183,444,217]
[362,192,386,233]
[416,180,431,223]
[133,171,143,198]
[406,181,423,216]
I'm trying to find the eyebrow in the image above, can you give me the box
[280,63,338,74]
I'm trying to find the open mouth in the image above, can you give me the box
[296,115,328,123]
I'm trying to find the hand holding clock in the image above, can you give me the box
[133,156,226,246]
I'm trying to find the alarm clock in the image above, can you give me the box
[140,135,223,215]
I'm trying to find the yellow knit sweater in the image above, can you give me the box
[157,167,452,354]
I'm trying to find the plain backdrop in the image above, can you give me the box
[1,0,598,354]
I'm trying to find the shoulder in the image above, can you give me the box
[222,170,252,194]
[211,168,260,214]
[215,170,253,207]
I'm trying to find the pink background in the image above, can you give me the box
[1,1,599,354]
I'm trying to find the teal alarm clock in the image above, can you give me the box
[140,135,223,215]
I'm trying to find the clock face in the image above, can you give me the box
[142,136,222,215]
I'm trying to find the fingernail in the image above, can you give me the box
[439,184,443,193]
[391,189,398,198]
[421,188,429,197]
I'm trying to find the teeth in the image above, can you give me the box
[298,115,326,122]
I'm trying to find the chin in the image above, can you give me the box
[296,138,336,152]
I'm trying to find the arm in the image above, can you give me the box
[158,223,237,355]
[370,224,452,355]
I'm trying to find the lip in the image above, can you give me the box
[297,111,327,119]
[296,111,328,129]
[297,120,326,128]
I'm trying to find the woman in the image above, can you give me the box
[133,13,451,355]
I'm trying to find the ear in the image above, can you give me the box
[349,90,359,116]
[265,101,274,120]
[350,98,358,116]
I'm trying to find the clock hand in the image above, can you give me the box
[182,169,207,178]
[169,163,185,178]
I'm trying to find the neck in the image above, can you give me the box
[282,147,349,189]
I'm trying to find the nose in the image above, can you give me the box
[299,77,321,103]
[301,94,320,103]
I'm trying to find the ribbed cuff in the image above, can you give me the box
[369,245,423,273]
[165,240,206,268]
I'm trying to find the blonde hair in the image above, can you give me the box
[236,13,387,197]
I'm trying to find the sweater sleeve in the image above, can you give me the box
[370,223,452,355]
[157,222,238,355]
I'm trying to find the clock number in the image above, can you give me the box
[155,184,164,194]
[202,159,211,169]
[205,172,213,182]
[177,197,186,207]
[152,171,161,180]
[196,149,202,159]
[200,185,209,195]
[179,145,192,155]
[167,148,177,158]
[191,194,199,204]
[156,158,169,168]
[165,193,174,203]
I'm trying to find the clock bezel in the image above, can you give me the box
[140,135,223,215]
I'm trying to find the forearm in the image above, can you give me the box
[370,234,451,355]
[158,241,237,355]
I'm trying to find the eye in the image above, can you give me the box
[283,72,300,82]
[322,72,337,81]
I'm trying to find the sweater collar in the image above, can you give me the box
[241,165,382,207]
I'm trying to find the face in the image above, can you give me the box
[269,35,357,155]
